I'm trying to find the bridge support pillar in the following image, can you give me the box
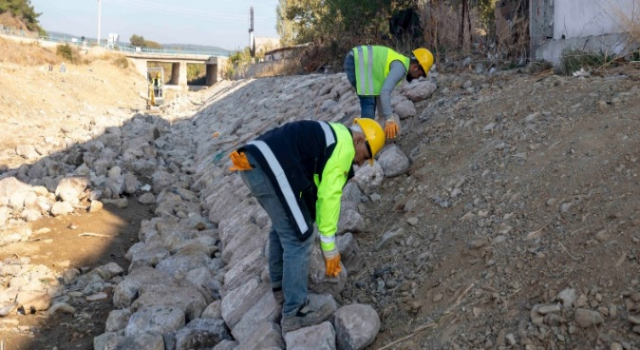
[132,59,148,78]
[170,61,188,87]
[205,64,218,86]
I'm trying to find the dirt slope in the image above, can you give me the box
[0,39,144,169]
[351,66,640,349]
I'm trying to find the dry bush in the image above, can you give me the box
[419,1,485,61]
[112,56,129,69]
[56,44,77,62]
[254,59,303,78]
[0,36,60,65]
[610,0,640,60]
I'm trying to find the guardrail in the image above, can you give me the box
[0,26,229,57]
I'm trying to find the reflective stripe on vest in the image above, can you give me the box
[319,121,335,147]
[247,121,336,234]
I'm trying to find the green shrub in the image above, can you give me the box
[56,43,76,62]
[560,49,614,75]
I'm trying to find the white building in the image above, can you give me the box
[530,0,639,65]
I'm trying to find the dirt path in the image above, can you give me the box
[0,200,153,350]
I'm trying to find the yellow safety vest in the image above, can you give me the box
[352,45,410,96]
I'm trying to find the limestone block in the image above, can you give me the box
[377,145,410,177]
[125,305,185,336]
[284,321,336,350]
[174,318,232,350]
[332,304,380,350]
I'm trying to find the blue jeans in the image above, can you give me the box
[239,153,314,317]
[344,52,377,119]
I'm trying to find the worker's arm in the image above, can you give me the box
[316,142,353,254]
[379,60,407,119]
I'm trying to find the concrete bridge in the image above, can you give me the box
[125,52,228,87]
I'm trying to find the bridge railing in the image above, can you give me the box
[0,25,230,57]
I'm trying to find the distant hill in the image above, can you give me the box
[45,31,230,54]
[164,43,230,55]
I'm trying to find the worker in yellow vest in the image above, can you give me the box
[344,45,434,139]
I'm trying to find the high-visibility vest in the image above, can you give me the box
[352,45,410,96]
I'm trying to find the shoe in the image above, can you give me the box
[273,288,284,305]
[281,299,334,333]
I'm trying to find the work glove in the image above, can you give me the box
[228,150,252,171]
[384,114,401,140]
[322,248,341,278]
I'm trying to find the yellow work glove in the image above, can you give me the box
[384,115,401,139]
[228,151,252,171]
[322,248,341,277]
[384,120,398,139]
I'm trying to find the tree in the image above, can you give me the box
[130,34,146,47]
[276,0,295,46]
[130,34,163,49]
[0,0,42,33]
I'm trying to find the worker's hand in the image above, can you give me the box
[228,151,252,171]
[385,119,399,139]
[322,248,341,278]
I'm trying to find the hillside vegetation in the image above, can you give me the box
[0,0,42,33]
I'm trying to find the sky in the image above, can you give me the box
[31,0,279,50]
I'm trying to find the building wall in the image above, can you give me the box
[553,0,636,40]
[532,0,639,65]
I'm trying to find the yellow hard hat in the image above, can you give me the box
[354,118,385,164]
[412,48,434,74]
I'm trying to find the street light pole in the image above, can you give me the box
[97,0,102,46]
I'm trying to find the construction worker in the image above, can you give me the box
[228,118,385,332]
[344,45,434,139]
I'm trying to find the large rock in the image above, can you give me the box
[284,321,336,350]
[16,144,39,160]
[152,170,175,194]
[106,309,132,332]
[50,201,74,216]
[128,245,170,271]
[221,277,269,328]
[202,300,222,319]
[332,304,380,350]
[113,267,179,308]
[54,176,89,204]
[123,172,140,194]
[402,80,437,102]
[174,318,232,350]
[353,162,384,195]
[309,246,347,296]
[93,262,124,281]
[377,145,410,177]
[574,308,604,328]
[337,233,365,273]
[394,100,416,119]
[341,182,362,203]
[102,332,165,350]
[232,290,281,342]
[222,249,266,293]
[221,222,265,266]
[131,285,208,322]
[236,322,285,350]
[213,340,239,350]
[0,177,30,200]
[155,251,211,280]
[125,306,186,336]
[337,205,365,234]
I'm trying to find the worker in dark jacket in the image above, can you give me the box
[344,45,434,139]
[228,118,385,332]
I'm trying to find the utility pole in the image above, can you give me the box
[249,6,255,57]
[97,0,102,46]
